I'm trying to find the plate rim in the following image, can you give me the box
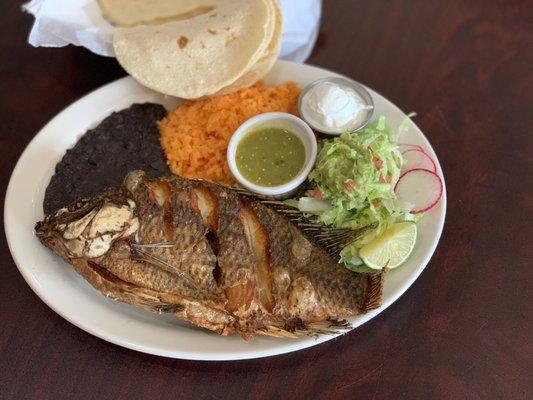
[4,60,446,361]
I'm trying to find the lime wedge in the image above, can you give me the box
[359,222,417,270]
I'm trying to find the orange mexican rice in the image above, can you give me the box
[159,81,301,184]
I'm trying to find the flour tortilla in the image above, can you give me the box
[98,0,217,27]
[214,0,282,95]
[113,0,274,99]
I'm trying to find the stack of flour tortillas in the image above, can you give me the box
[99,0,282,99]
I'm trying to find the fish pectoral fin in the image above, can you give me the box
[130,244,205,291]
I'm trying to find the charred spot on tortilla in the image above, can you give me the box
[43,103,169,215]
[207,29,217,35]
[178,36,189,48]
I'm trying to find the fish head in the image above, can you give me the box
[35,188,140,259]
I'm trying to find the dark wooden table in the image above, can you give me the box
[1,1,531,399]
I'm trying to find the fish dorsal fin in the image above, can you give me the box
[181,178,372,261]
[223,185,373,260]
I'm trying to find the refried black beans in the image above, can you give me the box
[43,103,170,214]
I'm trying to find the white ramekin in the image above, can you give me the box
[227,112,317,198]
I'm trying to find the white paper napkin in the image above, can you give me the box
[23,0,321,63]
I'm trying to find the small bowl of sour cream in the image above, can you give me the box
[298,77,374,136]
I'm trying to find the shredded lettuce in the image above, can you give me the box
[300,116,414,269]
[308,117,404,230]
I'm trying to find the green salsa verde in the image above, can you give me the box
[236,127,306,187]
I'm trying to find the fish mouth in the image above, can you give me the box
[35,198,99,240]
[35,194,139,259]
[34,219,49,237]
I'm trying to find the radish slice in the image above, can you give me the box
[399,143,423,153]
[402,149,436,173]
[395,169,443,214]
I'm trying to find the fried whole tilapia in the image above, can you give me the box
[35,171,384,339]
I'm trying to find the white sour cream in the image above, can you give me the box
[301,82,372,133]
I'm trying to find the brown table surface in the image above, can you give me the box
[1,1,531,399]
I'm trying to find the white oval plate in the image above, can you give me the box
[4,61,446,360]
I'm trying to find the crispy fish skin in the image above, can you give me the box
[35,171,383,338]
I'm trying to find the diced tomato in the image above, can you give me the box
[379,174,392,184]
[372,156,383,169]
[343,179,356,192]
[307,187,323,199]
